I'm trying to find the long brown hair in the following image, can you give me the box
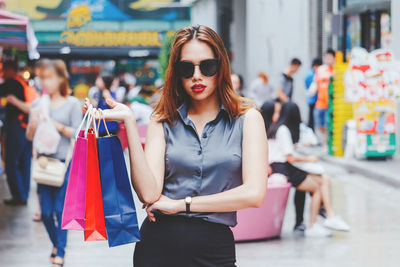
[153,25,254,124]
[40,59,70,97]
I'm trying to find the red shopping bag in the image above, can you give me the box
[84,128,107,241]
[117,122,128,151]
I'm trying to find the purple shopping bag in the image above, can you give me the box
[61,105,93,230]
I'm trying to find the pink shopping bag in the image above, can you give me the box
[61,105,93,230]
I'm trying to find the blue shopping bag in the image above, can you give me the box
[97,133,141,247]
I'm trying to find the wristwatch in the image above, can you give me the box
[185,196,192,214]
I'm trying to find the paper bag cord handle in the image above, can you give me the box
[96,109,110,137]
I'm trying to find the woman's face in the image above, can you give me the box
[95,76,105,90]
[231,74,241,92]
[272,102,282,123]
[40,67,62,95]
[179,39,218,102]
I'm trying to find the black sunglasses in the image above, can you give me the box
[176,59,219,79]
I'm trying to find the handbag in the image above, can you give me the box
[97,116,141,247]
[32,141,73,187]
[32,95,61,155]
[61,105,93,231]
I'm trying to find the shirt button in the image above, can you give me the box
[202,132,207,138]
[195,169,201,176]
[198,150,202,155]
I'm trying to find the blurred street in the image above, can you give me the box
[1,161,400,267]
[1,0,400,266]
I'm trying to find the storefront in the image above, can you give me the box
[339,0,391,59]
[6,0,190,96]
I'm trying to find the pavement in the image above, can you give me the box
[297,145,400,188]
[1,161,400,266]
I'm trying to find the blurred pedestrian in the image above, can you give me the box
[26,59,82,267]
[304,58,322,130]
[310,49,335,137]
[0,59,34,205]
[111,76,126,103]
[94,72,119,136]
[276,58,302,102]
[231,73,245,96]
[247,72,274,106]
[124,73,141,102]
[263,101,350,237]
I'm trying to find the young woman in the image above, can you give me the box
[262,101,350,237]
[26,59,82,267]
[85,25,268,266]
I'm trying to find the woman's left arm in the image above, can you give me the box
[146,108,269,221]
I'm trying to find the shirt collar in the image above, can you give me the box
[177,101,232,126]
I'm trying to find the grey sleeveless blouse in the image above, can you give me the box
[162,101,245,227]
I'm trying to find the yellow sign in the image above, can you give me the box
[67,5,91,28]
[60,30,164,47]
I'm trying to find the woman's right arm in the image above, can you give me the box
[87,98,165,204]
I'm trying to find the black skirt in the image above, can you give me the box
[133,214,236,267]
[270,161,308,187]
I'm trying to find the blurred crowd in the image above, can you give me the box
[0,47,348,265]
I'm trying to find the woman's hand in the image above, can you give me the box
[145,195,183,222]
[84,97,134,122]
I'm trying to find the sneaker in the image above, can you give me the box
[323,216,350,231]
[293,223,306,237]
[305,223,332,238]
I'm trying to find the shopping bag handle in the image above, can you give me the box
[96,109,111,137]
[75,104,93,139]
[85,107,98,138]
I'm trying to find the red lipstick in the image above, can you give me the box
[191,83,206,93]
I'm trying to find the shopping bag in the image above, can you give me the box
[97,118,140,247]
[33,95,61,154]
[84,125,107,241]
[61,105,93,230]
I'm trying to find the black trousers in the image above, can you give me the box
[134,214,236,267]
[308,103,315,130]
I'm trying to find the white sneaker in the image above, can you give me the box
[305,223,332,238]
[323,216,350,231]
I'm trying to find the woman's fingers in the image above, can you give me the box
[84,98,90,110]
[146,205,156,222]
[105,98,117,108]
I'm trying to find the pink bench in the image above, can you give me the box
[231,182,291,241]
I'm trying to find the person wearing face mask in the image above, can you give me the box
[84,25,268,267]
[26,59,82,267]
